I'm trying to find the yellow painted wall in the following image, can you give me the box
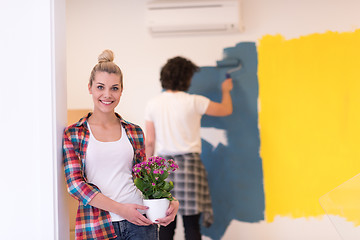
[258,30,360,222]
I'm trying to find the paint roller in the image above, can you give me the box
[216,58,242,78]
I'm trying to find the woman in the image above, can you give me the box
[145,56,233,240]
[63,49,178,240]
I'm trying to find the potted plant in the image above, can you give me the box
[133,156,179,222]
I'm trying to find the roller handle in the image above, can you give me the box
[225,73,231,79]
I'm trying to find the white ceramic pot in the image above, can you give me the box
[143,198,170,223]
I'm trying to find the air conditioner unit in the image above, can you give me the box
[146,0,243,36]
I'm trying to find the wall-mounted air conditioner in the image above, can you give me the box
[146,0,243,36]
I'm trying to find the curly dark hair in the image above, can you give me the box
[160,56,199,91]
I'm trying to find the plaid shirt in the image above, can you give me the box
[63,112,146,240]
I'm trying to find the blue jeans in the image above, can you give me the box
[112,221,159,240]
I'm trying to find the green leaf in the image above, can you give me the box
[163,181,174,191]
[135,178,156,199]
[168,181,174,191]
[157,181,165,188]
[153,190,164,199]
[158,171,169,182]
[134,178,146,192]
[143,175,150,182]
[161,192,171,198]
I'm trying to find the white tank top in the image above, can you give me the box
[85,123,144,221]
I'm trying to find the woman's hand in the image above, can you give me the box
[222,78,233,92]
[89,194,154,226]
[205,78,233,116]
[156,199,179,226]
[120,203,154,226]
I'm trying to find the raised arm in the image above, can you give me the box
[145,120,156,157]
[205,78,233,116]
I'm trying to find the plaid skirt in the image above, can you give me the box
[160,153,214,227]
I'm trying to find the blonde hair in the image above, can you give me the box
[89,49,123,87]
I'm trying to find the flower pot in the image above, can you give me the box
[143,198,170,222]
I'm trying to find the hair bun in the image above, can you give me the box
[98,49,114,63]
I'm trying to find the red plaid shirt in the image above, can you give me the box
[63,113,146,240]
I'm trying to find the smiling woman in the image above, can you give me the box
[62,49,179,240]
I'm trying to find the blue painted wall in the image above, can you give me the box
[188,42,265,239]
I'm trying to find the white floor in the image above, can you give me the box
[174,215,351,240]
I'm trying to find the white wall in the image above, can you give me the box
[66,0,360,239]
[0,0,68,239]
[66,0,360,128]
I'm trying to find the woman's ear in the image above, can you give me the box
[88,83,92,94]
